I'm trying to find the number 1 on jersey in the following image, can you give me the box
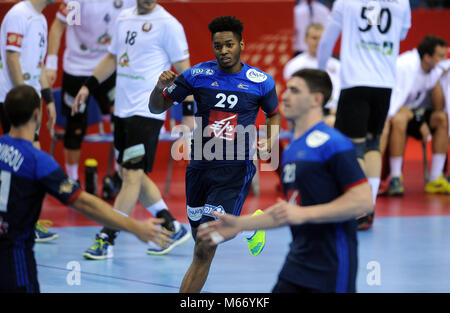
[0,171,11,212]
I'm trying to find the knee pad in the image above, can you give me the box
[365,135,381,152]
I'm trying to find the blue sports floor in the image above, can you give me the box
[35,215,450,293]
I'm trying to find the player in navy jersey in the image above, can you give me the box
[0,85,173,293]
[198,69,373,293]
[149,16,281,293]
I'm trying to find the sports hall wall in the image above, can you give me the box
[0,1,449,174]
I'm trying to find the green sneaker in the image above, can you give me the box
[388,176,404,196]
[35,220,59,243]
[245,209,266,256]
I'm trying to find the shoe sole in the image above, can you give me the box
[82,251,114,260]
[147,231,191,256]
[35,234,59,243]
[247,231,266,256]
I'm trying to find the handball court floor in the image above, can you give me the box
[36,138,450,293]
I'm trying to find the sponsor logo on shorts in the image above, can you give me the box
[187,206,203,221]
[203,204,225,219]
[123,144,145,163]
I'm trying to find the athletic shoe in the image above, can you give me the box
[245,209,266,256]
[388,176,404,196]
[83,233,114,260]
[425,175,450,194]
[357,212,374,231]
[147,224,191,255]
[35,220,59,243]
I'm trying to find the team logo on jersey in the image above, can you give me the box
[382,41,394,56]
[114,0,123,9]
[142,23,152,32]
[207,111,238,141]
[211,81,219,87]
[59,179,75,195]
[6,33,23,48]
[237,83,249,90]
[97,33,112,45]
[23,73,31,81]
[246,69,267,83]
[191,68,204,76]
[205,69,214,75]
[306,130,330,148]
[119,52,130,67]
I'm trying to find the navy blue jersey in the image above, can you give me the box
[279,122,367,293]
[0,135,82,250]
[163,60,278,168]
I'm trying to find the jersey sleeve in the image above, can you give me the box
[108,16,121,56]
[163,19,190,64]
[400,1,412,40]
[2,10,27,53]
[325,139,367,191]
[162,69,194,103]
[329,0,344,27]
[259,77,279,116]
[36,153,82,205]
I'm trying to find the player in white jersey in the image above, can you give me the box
[72,0,192,260]
[317,0,411,230]
[293,0,330,56]
[0,0,58,242]
[384,36,448,195]
[46,0,135,188]
[284,23,340,126]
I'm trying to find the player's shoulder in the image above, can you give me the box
[116,6,136,20]
[242,63,275,86]
[5,1,31,20]
[307,122,354,156]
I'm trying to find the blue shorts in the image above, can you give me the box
[185,161,256,229]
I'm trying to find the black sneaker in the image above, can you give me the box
[357,212,374,231]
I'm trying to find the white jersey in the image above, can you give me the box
[388,49,444,118]
[293,0,330,53]
[109,5,189,120]
[318,0,411,90]
[283,52,341,110]
[56,0,135,77]
[0,1,47,102]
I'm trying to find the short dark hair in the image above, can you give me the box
[418,35,447,59]
[4,85,41,127]
[208,16,244,42]
[291,69,332,107]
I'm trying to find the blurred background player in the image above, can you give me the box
[198,69,373,293]
[0,0,58,242]
[293,0,330,56]
[284,23,340,127]
[384,35,448,195]
[73,0,192,260]
[46,0,135,191]
[318,0,411,230]
[0,85,173,293]
[150,15,281,293]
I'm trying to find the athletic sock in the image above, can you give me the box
[65,163,79,181]
[429,154,446,182]
[100,227,118,244]
[390,156,403,178]
[368,177,380,206]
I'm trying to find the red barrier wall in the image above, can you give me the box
[1,1,449,171]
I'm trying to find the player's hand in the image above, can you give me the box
[197,212,241,246]
[135,218,174,247]
[46,69,57,87]
[46,102,56,132]
[156,70,177,90]
[73,86,89,116]
[267,199,305,226]
[257,138,271,160]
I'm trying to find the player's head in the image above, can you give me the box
[305,23,324,57]
[282,69,332,121]
[418,35,447,73]
[208,16,244,72]
[4,85,41,128]
[137,0,157,14]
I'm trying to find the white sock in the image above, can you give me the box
[368,177,380,206]
[390,156,403,178]
[146,199,168,217]
[429,154,446,182]
[65,163,79,181]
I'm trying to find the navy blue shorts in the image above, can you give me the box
[0,248,40,293]
[185,161,256,229]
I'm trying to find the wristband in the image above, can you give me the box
[84,76,100,93]
[182,100,195,116]
[41,88,54,104]
[46,54,58,71]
